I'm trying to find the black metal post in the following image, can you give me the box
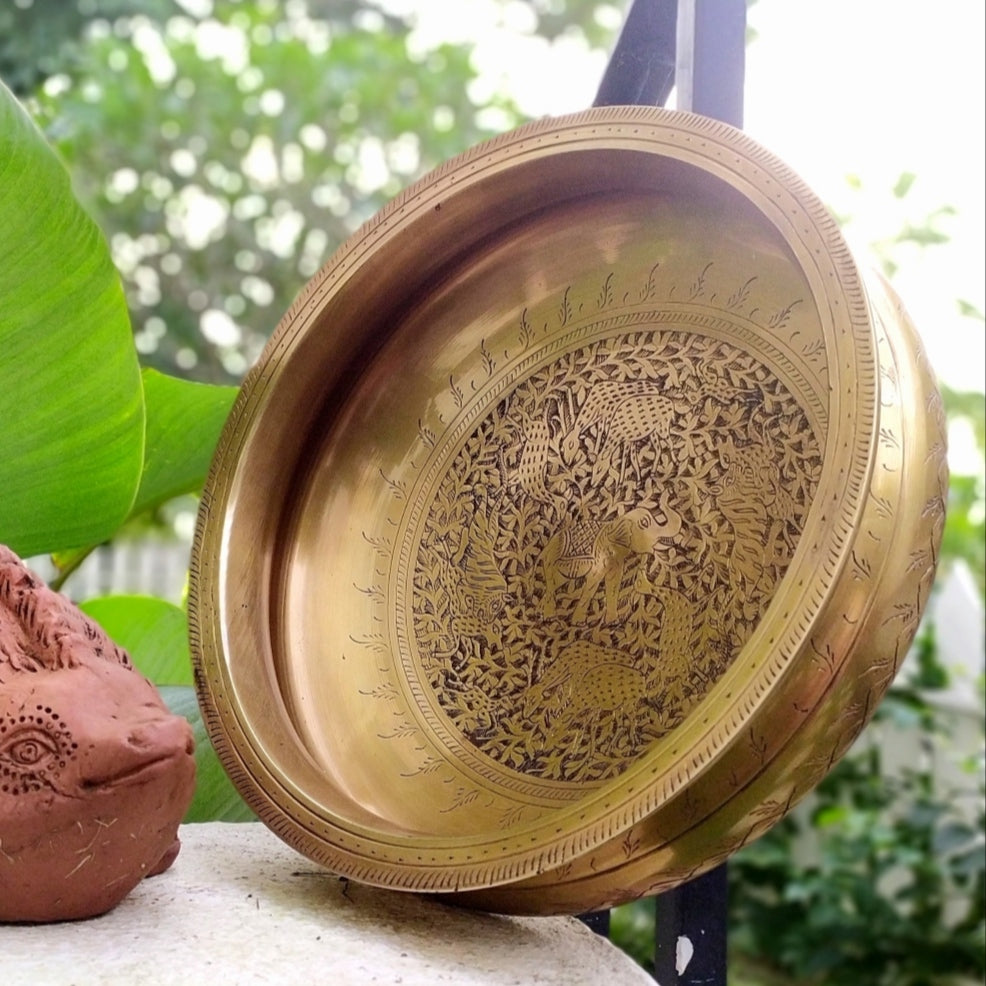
[577,908,611,938]
[653,865,729,984]
[674,0,746,127]
[593,0,678,108]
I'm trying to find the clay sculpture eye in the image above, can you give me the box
[0,727,60,769]
[0,710,74,793]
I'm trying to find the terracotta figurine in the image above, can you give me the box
[0,545,196,922]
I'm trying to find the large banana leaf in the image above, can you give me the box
[0,80,143,556]
[79,593,193,686]
[134,368,237,518]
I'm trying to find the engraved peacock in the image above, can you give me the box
[410,329,821,784]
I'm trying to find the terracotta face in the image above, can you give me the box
[0,548,196,922]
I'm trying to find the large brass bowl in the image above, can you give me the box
[189,107,946,908]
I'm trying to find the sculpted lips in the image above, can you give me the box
[84,749,187,789]
[79,715,196,792]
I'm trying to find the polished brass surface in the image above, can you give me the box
[452,271,948,913]
[189,107,945,910]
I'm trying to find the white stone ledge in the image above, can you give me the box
[1,821,652,985]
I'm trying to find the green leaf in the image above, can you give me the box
[932,820,977,856]
[957,298,985,321]
[813,803,850,828]
[0,80,144,556]
[132,368,238,518]
[950,843,986,878]
[79,593,192,686]
[159,685,256,823]
[892,171,917,198]
[897,223,950,247]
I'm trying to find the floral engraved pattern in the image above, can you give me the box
[409,330,822,783]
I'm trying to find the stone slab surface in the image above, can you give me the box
[1,821,652,985]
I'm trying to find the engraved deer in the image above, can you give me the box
[539,490,683,623]
[522,640,653,763]
[560,381,682,485]
[559,379,734,486]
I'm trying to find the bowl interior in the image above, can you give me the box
[192,109,874,890]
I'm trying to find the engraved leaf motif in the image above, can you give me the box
[802,339,825,360]
[879,427,901,450]
[638,262,661,302]
[851,550,873,581]
[417,419,437,449]
[767,299,803,328]
[379,469,407,501]
[726,276,757,309]
[612,829,639,863]
[441,786,480,813]
[748,729,769,764]
[518,308,534,349]
[449,375,465,409]
[359,681,400,701]
[480,339,495,378]
[362,531,393,556]
[557,286,573,326]
[689,261,713,300]
[810,637,837,674]
[353,582,386,603]
[500,804,527,828]
[597,272,615,309]
[400,754,446,778]
[379,722,419,741]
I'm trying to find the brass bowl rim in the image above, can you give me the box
[189,105,877,891]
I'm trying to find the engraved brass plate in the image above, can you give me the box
[189,107,945,910]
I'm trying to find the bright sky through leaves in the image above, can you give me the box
[397,0,985,395]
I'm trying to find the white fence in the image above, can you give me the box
[29,539,192,605]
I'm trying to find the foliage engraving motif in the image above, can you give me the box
[409,329,822,783]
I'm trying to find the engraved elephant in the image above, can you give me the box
[539,491,683,624]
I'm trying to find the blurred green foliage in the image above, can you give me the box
[12,0,613,384]
[728,677,985,985]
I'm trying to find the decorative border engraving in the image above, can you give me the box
[356,264,824,802]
